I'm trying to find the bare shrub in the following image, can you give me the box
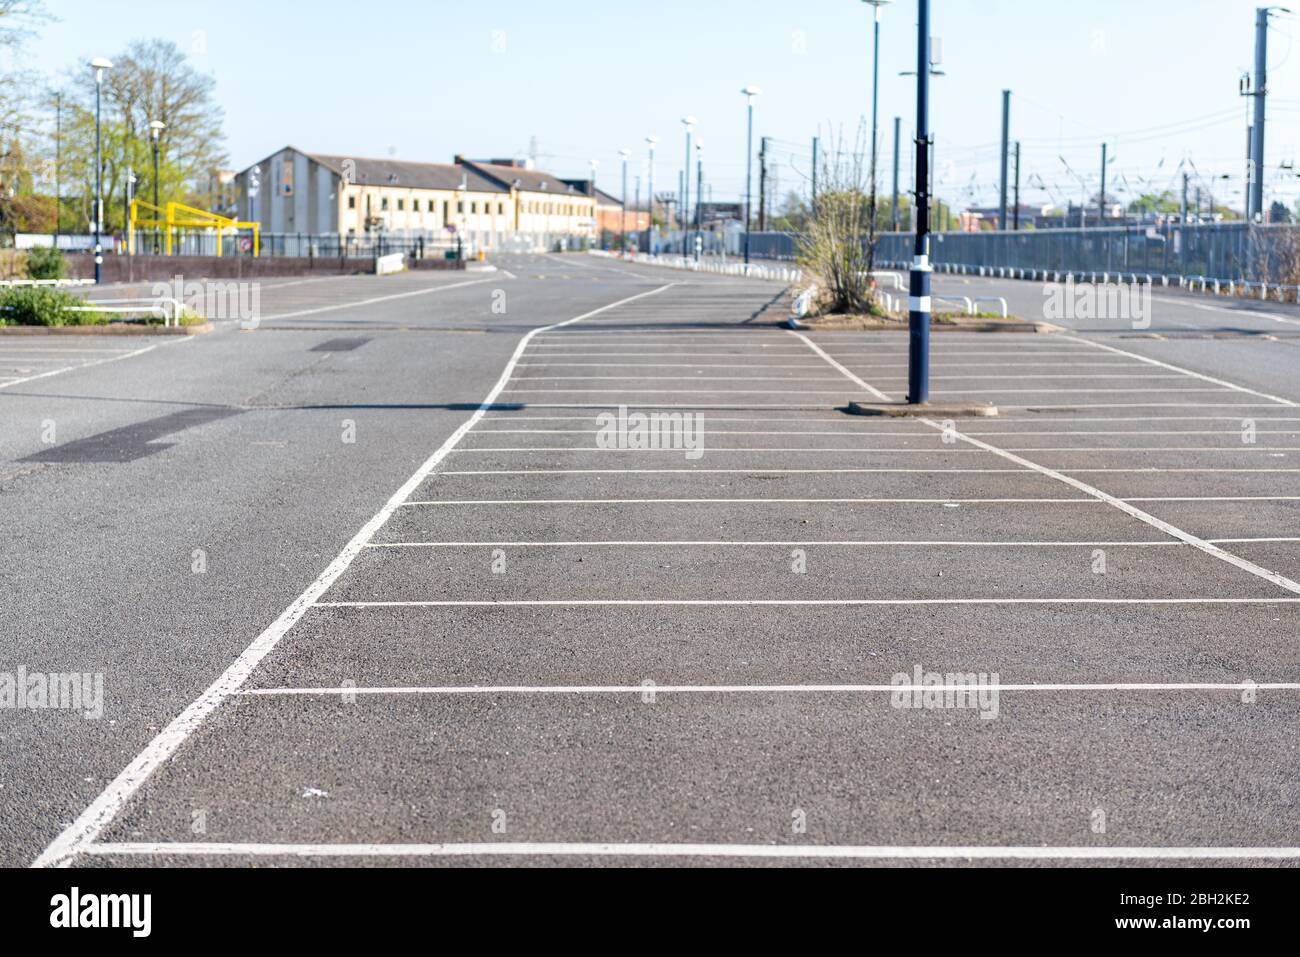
[796,125,884,317]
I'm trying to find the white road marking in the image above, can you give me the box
[31,281,677,869]
[1063,335,1299,407]
[0,338,192,390]
[367,539,1196,548]
[439,467,1300,475]
[401,497,1098,505]
[316,599,1300,608]
[932,424,1300,595]
[455,446,1300,454]
[261,278,495,320]
[1154,295,1300,327]
[238,681,1300,697]
[789,331,1300,596]
[80,842,1300,861]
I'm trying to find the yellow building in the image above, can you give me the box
[234,147,596,251]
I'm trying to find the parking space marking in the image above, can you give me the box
[365,538,1296,548]
[238,682,1300,697]
[80,843,1300,862]
[316,598,1300,607]
[32,281,676,869]
[0,338,191,390]
[261,278,495,321]
[1063,335,1300,407]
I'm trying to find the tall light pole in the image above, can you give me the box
[741,86,760,266]
[862,1,892,200]
[645,135,658,254]
[908,0,931,405]
[694,140,704,260]
[90,57,112,284]
[619,148,631,253]
[149,120,165,254]
[590,159,600,246]
[681,116,696,254]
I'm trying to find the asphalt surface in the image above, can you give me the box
[3,253,1298,867]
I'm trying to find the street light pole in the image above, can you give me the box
[694,140,704,261]
[90,57,112,284]
[589,159,599,247]
[908,0,932,405]
[150,120,165,254]
[681,116,695,256]
[645,135,658,254]
[741,88,759,266]
[619,148,631,254]
[862,1,892,203]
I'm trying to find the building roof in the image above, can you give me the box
[308,154,508,193]
[465,161,586,196]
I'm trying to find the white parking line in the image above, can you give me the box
[31,281,677,869]
[454,447,1300,454]
[261,278,495,320]
[401,497,1098,505]
[1064,335,1299,407]
[364,538,1297,548]
[0,338,191,390]
[238,681,1300,697]
[315,598,1300,608]
[80,842,1300,861]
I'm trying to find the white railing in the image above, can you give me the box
[68,297,186,327]
[0,278,96,288]
[595,250,804,283]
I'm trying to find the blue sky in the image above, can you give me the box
[19,0,1300,213]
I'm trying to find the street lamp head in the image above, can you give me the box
[149,120,166,140]
[619,149,631,160]
[741,85,761,105]
[681,116,696,130]
[646,135,659,146]
[90,57,112,82]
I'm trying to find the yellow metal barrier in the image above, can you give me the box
[129,199,260,258]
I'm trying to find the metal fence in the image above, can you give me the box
[738,223,1300,283]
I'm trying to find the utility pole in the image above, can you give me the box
[908,0,933,405]
[1099,143,1108,227]
[695,145,704,260]
[1181,171,1189,223]
[758,136,769,231]
[999,89,1011,230]
[1012,142,1021,230]
[811,136,819,218]
[1249,7,1271,222]
[54,92,61,241]
[892,116,901,232]
[681,169,691,250]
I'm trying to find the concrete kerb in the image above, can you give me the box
[847,401,1000,418]
[0,322,214,336]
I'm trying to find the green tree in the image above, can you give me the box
[55,38,228,232]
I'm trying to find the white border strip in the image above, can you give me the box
[31,282,676,869]
[82,842,1300,861]
[238,682,1300,697]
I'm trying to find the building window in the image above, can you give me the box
[428,200,435,212]
[471,202,477,214]
[498,202,504,215]
[347,196,356,210]
[457,201,464,214]
[397,198,405,211]
[381,197,389,211]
